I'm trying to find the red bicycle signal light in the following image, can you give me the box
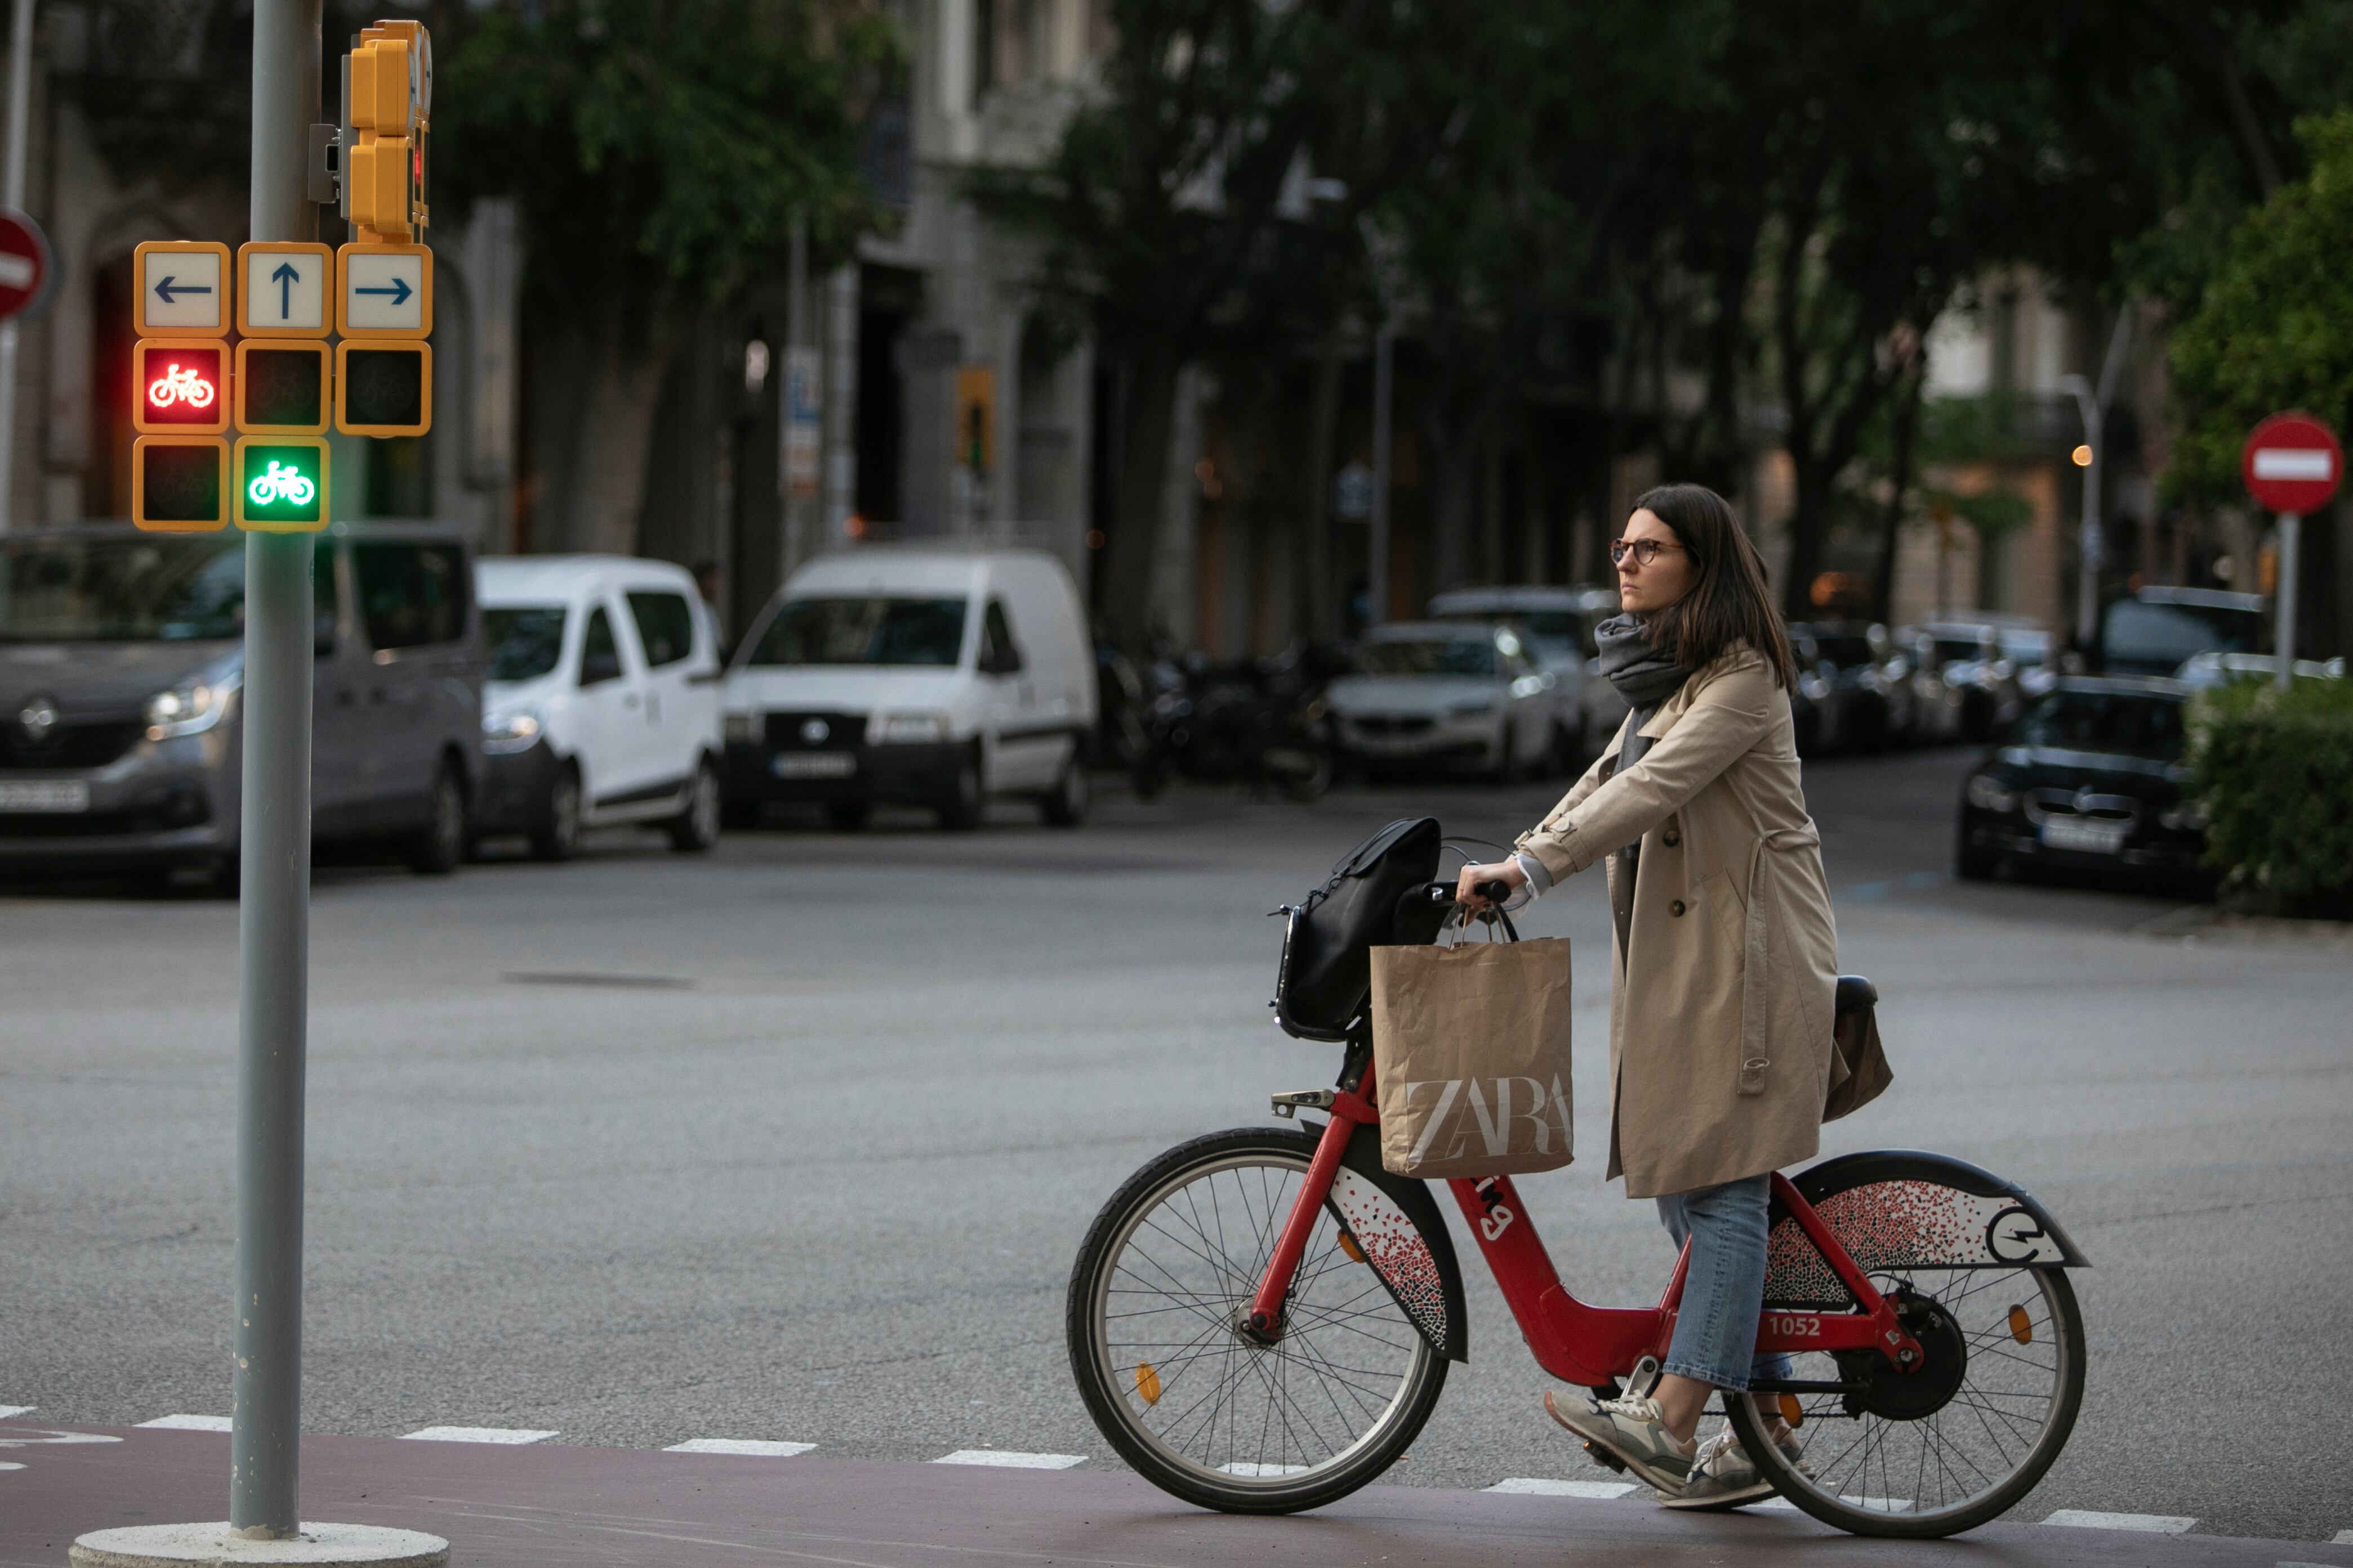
[134,338,229,435]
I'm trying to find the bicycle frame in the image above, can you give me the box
[1247,1058,1922,1387]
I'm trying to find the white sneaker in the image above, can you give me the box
[1657,1424,1810,1511]
[1543,1388,1699,1496]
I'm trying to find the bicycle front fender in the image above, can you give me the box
[1316,1118,1468,1363]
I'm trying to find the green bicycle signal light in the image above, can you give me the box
[233,437,329,532]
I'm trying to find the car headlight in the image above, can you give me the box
[724,711,760,744]
[146,675,239,739]
[1447,696,1498,717]
[1964,774,2017,813]
[482,708,544,756]
[876,711,948,744]
[2158,800,2208,832]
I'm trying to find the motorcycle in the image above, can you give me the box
[1132,646,1338,803]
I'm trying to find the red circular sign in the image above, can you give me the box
[2242,410,2343,513]
[0,209,50,321]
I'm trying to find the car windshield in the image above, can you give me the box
[1437,610,1578,655]
[2016,690,2186,762]
[1932,635,1988,664]
[483,605,567,682]
[746,596,969,668]
[1812,634,1876,667]
[1353,638,1496,677]
[2102,600,2262,673]
[0,534,247,642]
[2000,632,2051,666]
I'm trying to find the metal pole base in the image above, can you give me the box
[70,1522,447,1567]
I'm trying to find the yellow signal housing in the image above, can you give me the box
[349,36,412,134]
[346,136,411,239]
[132,436,230,532]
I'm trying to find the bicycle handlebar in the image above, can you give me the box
[1428,880,1512,905]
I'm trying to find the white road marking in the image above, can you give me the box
[0,1407,33,1420]
[2043,1509,2196,1533]
[136,1414,231,1432]
[664,1439,817,1458]
[1759,1493,1914,1513]
[1216,1461,1308,1477]
[1485,1477,1639,1499]
[933,1450,1085,1469]
[0,1463,22,1472]
[399,1426,556,1445]
[2333,1532,2353,1545]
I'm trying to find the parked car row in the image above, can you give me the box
[0,529,1099,886]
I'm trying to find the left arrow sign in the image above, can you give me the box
[152,275,212,305]
[134,242,229,335]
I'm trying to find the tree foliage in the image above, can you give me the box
[2169,109,2353,501]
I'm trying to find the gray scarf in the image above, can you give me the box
[1592,613,1691,963]
[1593,613,1691,770]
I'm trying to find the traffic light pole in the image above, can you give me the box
[234,0,321,1536]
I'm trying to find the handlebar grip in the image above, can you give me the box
[1474,879,1510,904]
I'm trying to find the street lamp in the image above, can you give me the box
[2056,307,2135,653]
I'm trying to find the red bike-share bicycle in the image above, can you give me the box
[1067,820,2088,1539]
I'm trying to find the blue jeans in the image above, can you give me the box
[1655,1175,1793,1393]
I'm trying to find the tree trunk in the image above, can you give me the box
[525,296,679,556]
[1783,455,1837,619]
[1296,326,1345,642]
[1100,339,1183,657]
[1870,366,1928,623]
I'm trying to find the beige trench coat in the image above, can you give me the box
[1513,644,1840,1199]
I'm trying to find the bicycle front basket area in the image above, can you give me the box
[1273,817,1443,1040]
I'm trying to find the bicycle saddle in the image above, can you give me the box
[1835,975,1878,1015]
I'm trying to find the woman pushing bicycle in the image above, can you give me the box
[1454,482,1841,1508]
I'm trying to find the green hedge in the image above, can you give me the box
[2189,677,2353,913]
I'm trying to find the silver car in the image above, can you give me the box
[1427,583,1619,761]
[0,522,485,886]
[1329,622,1560,780]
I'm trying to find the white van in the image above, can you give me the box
[474,556,725,859]
[721,548,1096,829]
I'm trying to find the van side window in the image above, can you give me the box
[354,543,467,651]
[979,599,1023,674]
[580,606,623,686]
[314,539,337,657]
[626,591,696,668]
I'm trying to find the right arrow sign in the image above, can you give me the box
[337,242,431,338]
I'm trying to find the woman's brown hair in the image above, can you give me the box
[1630,483,1798,689]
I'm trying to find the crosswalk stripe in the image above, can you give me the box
[664,1439,816,1457]
[2042,1509,2195,1533]
[135,1414,231,1432]
[1485,1477,1638,1499]
[399,1426,556,1445]
[933,1449,1085,1469]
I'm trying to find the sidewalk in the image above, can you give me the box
[3,1422,2339,1568]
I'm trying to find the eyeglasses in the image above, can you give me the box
[1609,538,1684,568]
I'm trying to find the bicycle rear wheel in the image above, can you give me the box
[1067,1127,1446,1513]
[1728,1264,2084,1536]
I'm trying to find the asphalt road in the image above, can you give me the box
[3,746,2350,1551]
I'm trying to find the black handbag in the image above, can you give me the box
[1272,817,1447,1040]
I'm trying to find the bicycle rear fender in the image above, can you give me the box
[1766,1149,2089,1311]
[1314,1119,1468,1362]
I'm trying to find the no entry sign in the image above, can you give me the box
[2241,411,2342,514]
[0,208,52,321]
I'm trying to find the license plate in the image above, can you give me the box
[2041,817,2126,854]
[0,780,91,812]
[773,753,855,780]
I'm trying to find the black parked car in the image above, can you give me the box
[1955,677,2208,887]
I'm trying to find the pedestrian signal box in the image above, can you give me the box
[237,341,330,435]
[343,25,429,240]
[131,436,229,532]
[234,437,329,532]
[134,339,229,435]
[336,341,429,437]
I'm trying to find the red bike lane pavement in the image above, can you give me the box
[2,1424,2334,1568]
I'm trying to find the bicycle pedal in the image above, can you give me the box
[1582,1440,1628,1475]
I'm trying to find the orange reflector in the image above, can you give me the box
[1135,1362,1162,1406]
[1777,1393,1804,1428]
[1338,1230,1366,1264]
[2008,1305,2033,1345]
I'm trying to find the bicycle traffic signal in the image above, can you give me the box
[233,437,329,532]
[335,341,430,437]
[131,436,229,532]
[343,22,430,240]
[237,341,330,435]
[133,339,229,435]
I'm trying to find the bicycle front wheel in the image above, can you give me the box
[1067,1127,1446,1513]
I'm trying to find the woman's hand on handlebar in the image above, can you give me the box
[1455,860,1527,913]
